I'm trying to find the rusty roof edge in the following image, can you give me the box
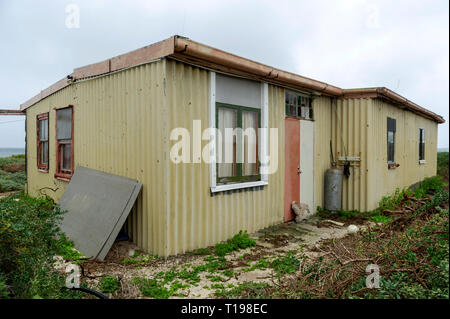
[20,36,177,111]
[0,109,25,115]
[342,87,445,124]
[172,36,343,96]
[18,35,445,124]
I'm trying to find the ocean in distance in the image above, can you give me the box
[0,147,25,158]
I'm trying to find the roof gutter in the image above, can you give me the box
[17,35,444,124]
[342,87,445,123]
[172,37,343,96]
[0,109,25,116]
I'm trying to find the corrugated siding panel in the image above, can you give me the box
[330,98,370,212]
[25,56,439,257]
[367,99,438,209]
[25,60,168,256]
[313,96,333,212]
[164,60,285,256]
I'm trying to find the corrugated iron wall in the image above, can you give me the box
[26,58,286,257]
[24,55,439,256]
[328,97,438,212]
[164,59,285,256]
[26,60,169,255]
[331,98,370,212]
[312,96,333,212]
[367,99,437,210]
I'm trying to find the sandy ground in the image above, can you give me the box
[58,216,370,299]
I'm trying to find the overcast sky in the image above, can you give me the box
[0,0,448,148]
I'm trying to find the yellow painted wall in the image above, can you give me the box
[25,58,286,257]
[314,97,438,212]
[332,98,371,212]
[163,60,285,256]
[24,56,439,256]
[26,60,169,255]
[313,96,333,212]
[367,99,438,210]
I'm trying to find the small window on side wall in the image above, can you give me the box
[55,106,73,180]
[419,128,425,162]
[285,91,313,120]
[387,117,396,164]
[37,113,49,171]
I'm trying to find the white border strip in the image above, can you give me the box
[209,72,217,190]
[211,181,268,193]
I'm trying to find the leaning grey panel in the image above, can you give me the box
[59,166,142,260]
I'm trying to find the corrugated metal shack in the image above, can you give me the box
[20,36,444,256]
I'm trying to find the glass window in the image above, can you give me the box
[419,128,425,161]
[285,91,313,120]
[216,103,260,184]
[387,117,396,163]
[56,106,73,179]
[217,107,237,179]
[57,107,72,140]
[37,113,49,170]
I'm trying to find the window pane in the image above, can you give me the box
[42,141,48,165]
[40,119,48,140]
[387,131,394,143]
[387,131,395,162]
[40,120,44,140]
[285,92,312,119]
[217,107,237,178]
[62,144,72,170]
[57,108,72,140]
[242,111,258,176]
[44,119,48,140]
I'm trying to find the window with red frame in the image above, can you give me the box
[55,106,73,180]
[37,113,49,171]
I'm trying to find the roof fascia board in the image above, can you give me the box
[342,88,445,123]
[18,35,445,124]
[172,37,342,96]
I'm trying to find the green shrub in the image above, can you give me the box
[214,231,256,256]
[0,193,81,298]
[134,277,187,299]
[415,176,446,198]
[437,152,449,178]
[99,276,120,294]
[378,188,411,211]
[55,235,85,263]
[270,253,301,275]
[0,155,25,170]
[0,171,26,192]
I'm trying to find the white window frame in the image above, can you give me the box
[209,71,269,193]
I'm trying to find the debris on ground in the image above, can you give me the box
[52,176,448,299]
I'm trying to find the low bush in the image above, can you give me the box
[99,276,120,294]
[270,253,301,275]
[437,152,449,179]
[0,193,81,298]
[0,155,25,171]
[214,231,256,257]
[414,176,446,198]
[0,171,26,192]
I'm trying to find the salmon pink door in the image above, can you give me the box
[284,118,300,221]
